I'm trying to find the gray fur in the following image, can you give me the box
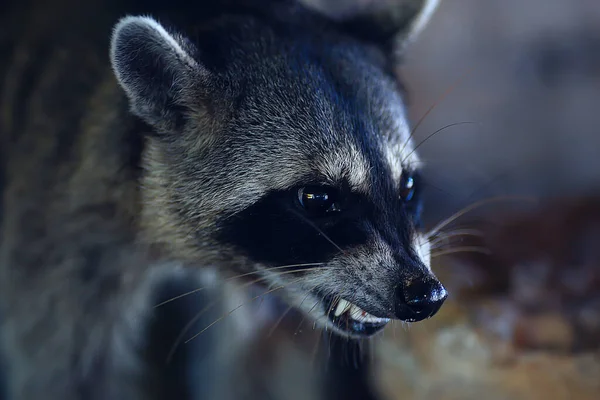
[0,0,440,398]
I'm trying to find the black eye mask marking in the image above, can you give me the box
[214,180,424,269]
[215,188,369,267]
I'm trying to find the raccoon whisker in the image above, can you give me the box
[290,209,345,253]
[293,313,307,338]
[154,264,326,308]
[429,239,480,252]
[293,310,341,367]
[420,177,454,197]
[167,276,308,362]
[401,121,477,164]
[310,326,323,368]
[461,151,547,203]
[294,298,321,337]
[245,265,338,282]
[166,301,216,364]
[221,262,327,283]
[329,294,341,316]
[430,246,492,258]
[429,241,471,252]
[256,292,266,314]
[266,303,294,338]
[412,156,491,177]
[465,169,514,204]
[428,228,484,247]
[399,68,472,157]
[305,297,322,317]
[297,286,319,310]
[183,278,305,346]
[431,228,484,240]
[426,195,538,238]
[266,281,326,339]
[327,328,334,363]
[165,271,325,362]
[411,158,493,197]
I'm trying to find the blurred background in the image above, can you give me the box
[403,0,600,224]
[375,0,600,398]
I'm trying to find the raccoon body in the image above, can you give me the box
[0,0,445,399]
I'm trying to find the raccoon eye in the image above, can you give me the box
[399,173,416,202]
[297,186,341,216]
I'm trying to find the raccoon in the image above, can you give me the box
[0,0,446,399]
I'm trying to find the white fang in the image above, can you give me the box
[334,298,390,324]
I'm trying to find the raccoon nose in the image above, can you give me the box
[394,279,448,322]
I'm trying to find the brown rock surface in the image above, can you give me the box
[376,197,600,400]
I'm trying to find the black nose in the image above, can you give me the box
[394,279,448,322]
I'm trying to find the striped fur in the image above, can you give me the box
[0,1,440,399]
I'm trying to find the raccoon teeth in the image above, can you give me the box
[349,304,390,324]
[333,298,390,324]
[334,299,352,317]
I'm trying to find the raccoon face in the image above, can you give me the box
[111,0,446,338]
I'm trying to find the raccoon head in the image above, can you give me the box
[110,0,446,338]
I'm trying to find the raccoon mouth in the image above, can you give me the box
[323,296,390,337]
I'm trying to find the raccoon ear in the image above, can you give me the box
[308,0,439,59]
[110,16,210,133]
